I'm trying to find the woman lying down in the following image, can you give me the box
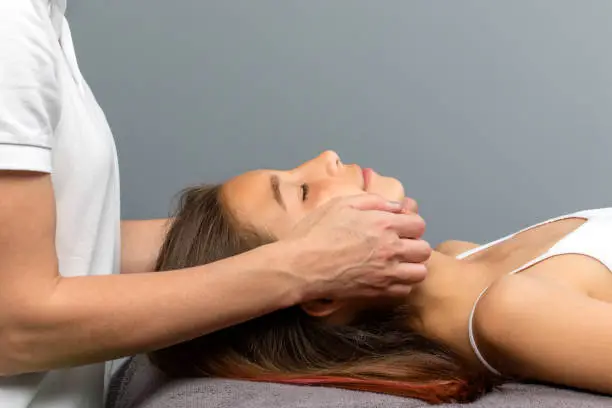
[148,150,612,404]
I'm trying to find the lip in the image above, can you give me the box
[362,167,374,190]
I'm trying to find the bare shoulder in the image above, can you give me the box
[471,274,564,376]
[473,274,612,392]
[474,274,547,341]
[435,240,480,256]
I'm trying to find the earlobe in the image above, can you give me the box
[301,299,345,317]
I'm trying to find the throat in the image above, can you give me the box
[425,251,498,291]
[409,251,498,359]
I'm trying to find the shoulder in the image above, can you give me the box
[473,273,612,391]
[0,0,58,59]
[435,240,480,256]
[473,273,605,376]
[475,274,546,334]
[0,0,61,173]
[1,1,54,25]
[471,274,558,374]
[0,0,60,95]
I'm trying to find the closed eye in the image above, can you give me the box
[300,183,310,201]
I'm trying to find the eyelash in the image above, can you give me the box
[300,183,310,201]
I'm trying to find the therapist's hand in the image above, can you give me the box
[284,194,431,301]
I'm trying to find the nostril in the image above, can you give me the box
[323,150,340,162]
[331,153,342,168]
[333,157,343,174]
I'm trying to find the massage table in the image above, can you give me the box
[107,355,611,408]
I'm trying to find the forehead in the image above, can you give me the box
[222,170,292,237]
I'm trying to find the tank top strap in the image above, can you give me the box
[457,211,589,261]
[466,210,596,375]
[467,287,503,376]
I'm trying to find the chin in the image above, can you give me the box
[370,175,405,202]
[388,177,406,201]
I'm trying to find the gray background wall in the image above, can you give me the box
[67,1,612,246]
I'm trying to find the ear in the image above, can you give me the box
[301,299,345,317]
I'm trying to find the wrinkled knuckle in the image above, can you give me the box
[366,274,385,289]
[386,236,404,256]
[375,245,395,262]
[391,238,407,254]
[377,273,395,288]
[374,217,393,231]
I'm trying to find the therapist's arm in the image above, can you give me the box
[0,172,429,376]
[121,219,172,274]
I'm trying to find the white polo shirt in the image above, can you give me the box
[0,1,120,407]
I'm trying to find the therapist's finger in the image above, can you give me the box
[385,284,416,297]
[401,197,419,214]
[345,193,404,213]
[394,238,432,264]
[384,263,429,296]
[376,211,427,239]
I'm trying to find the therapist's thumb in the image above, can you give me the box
[346,193,404,213]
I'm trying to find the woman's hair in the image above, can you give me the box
[148,184,499,404]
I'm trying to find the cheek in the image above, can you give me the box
[307,183,364,209]
[275,183,365,239]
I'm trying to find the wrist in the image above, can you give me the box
[252,240,309,306]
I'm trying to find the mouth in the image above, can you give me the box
[362,167,374,191]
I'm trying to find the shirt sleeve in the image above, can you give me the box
[0,0,62,173]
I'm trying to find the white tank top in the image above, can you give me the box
[458,208,612,376]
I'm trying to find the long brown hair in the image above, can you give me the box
[148,184,499,404]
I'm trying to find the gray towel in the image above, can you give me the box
[107,355,612,408]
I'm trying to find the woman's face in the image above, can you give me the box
[222,150,405,237]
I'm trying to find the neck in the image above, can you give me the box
[424,250,495,292]
[409,251,497,361]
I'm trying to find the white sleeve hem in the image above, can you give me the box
[0,143,52,173]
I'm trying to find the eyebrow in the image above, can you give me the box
[270,174,286,210]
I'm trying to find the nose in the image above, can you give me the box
[296,150,342,178]
[316,150,341,176]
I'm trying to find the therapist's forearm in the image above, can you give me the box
[2,242,302,376]
[120,219,172,274]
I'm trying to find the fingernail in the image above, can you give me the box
[388,201,402,210]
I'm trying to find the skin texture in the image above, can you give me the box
[223,150,407,239]
[219,151,612,397]
[221,149,463,263]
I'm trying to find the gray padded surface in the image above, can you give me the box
[107,355,612,408]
